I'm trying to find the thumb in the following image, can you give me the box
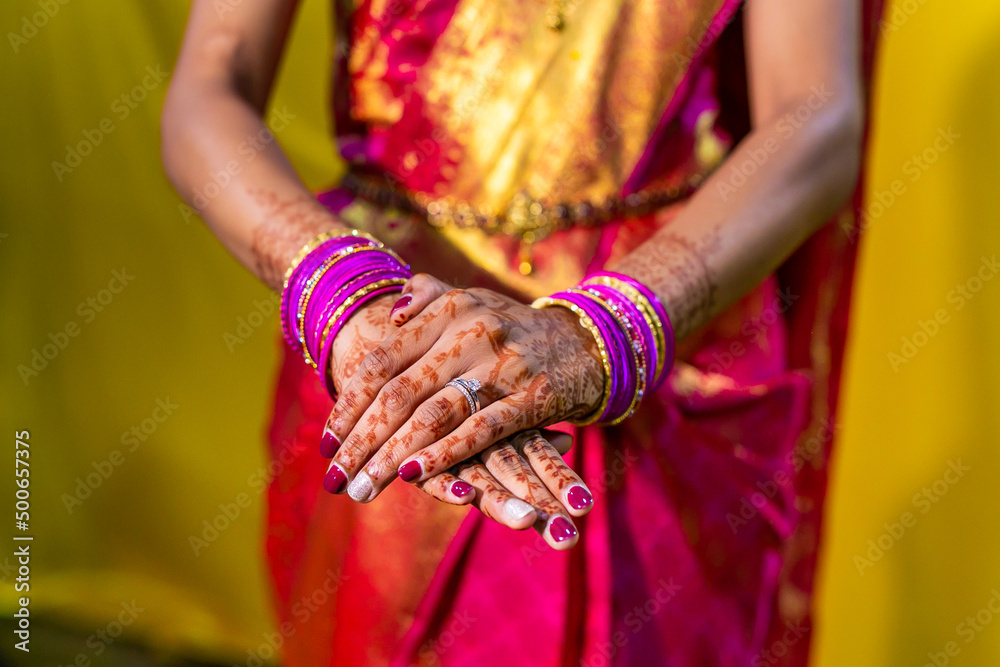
[390,273,453,326]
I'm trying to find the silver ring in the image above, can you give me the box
[445,377,482,415]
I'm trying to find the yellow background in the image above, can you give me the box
[0,0,997,664]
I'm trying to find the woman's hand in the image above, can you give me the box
[322,274,605,509]
[323,275,595,548]
[417,429,591,549]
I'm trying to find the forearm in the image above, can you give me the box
[160,7,345,291]
[616,100,862,340]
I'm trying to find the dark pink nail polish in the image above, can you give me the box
[549,517,578,543]
[390,294,412,316]
[324,465,347,494]
[398,460,422,482]
[320,427,340,458]
[566,485,593,511]
[451,481,473,498]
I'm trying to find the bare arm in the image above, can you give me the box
[619,0,863,338]
[161,0,346,290]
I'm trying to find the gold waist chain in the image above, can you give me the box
[340,170,709,274]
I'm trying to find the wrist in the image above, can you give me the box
[279,229,411,398]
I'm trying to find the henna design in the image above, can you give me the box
[248,189,339,290]
[623,227,722,339]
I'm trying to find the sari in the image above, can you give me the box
[265,1,885,664]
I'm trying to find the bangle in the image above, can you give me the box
[575,286,649,423]
[584,271,675,389]
[532,272,675,425]
[313,277,409,370]
[316,282,407,395]
[530,296,612,426]
[281,229,381,291]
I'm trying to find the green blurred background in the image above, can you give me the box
[1,0,999,665]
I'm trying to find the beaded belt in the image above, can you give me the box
[341,170,708,274]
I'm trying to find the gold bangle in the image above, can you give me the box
[582,275,667,383]
[281,228,383,292]
[569,287,648,425]
[313,277,408,369]
[531,296,611,426]
[295,245,407,366]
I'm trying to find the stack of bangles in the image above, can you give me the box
[532,271,675,426]
[280,229,412,398]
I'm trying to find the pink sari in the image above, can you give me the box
[265,1,885,664]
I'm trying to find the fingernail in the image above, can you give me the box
[398,459,423,482]
[566,485,593,511]
[504,498,535,521]
[390,294,412,316]
[347,471,374,503]
[451,481,473,498]
[323,464,347,494]
[548,517,578,543]
[320,427,341,458]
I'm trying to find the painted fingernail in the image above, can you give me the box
[319,427,341,458]
[390,294,412,316]
[398,459,423,482]
[504,498,535,521]
[323,464,347,495]
[566,485,593,511]
[451,481,474,498]
[347,471,374,503]
[548,517,578,543]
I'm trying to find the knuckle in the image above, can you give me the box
[445,288,483,310]
[380,378,413,413]
[365,449,398,481]
[360,345,395,383]
[493,447,521,470]
[475,410,505,436]
[334,392,360,417]
[415,396,454,433]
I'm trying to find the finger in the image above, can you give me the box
[390,273,453,326]
[483,436,580,549]
[334,343,463,495]
[329,289,465,444]
[516,430,593,517]
[396,394,531,483]
[319,412,340,458]
[455,460,537,530]
[413,468,476,505]
[345,382,483,503]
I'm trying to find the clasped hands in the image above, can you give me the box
[323,274,605,549]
